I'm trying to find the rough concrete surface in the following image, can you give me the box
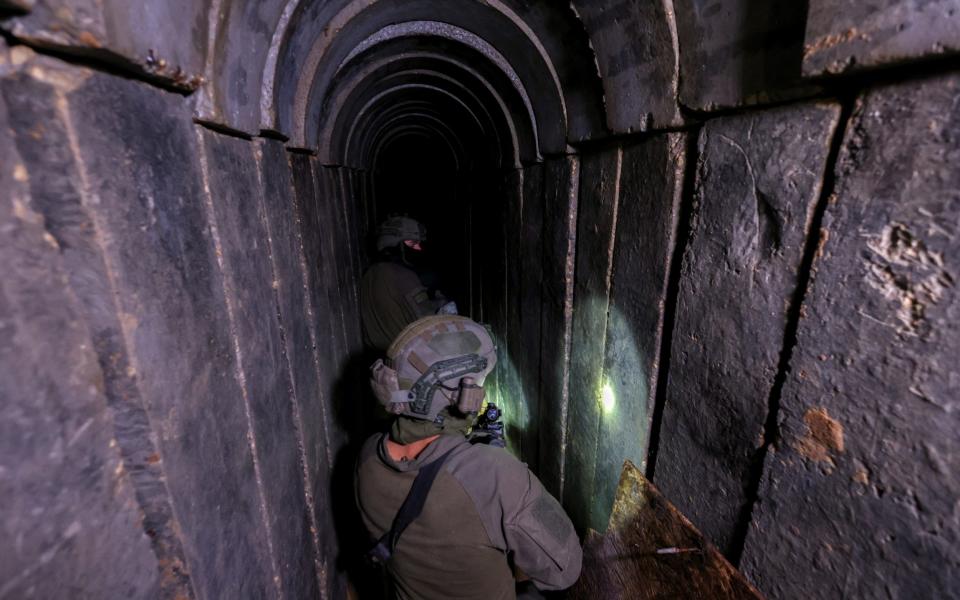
[0,47,342,598]
[564,146,621,533]
[329,168,368,438]
[0,85,162,600]
[195,0,289,134]
[314,165,361,417]
[656,102,840,556]
[804,0,960,76]
[592,132,687,529]
[310,163,355,397]
[258,141,335,526]
[673,0,815,110]
[0,49,201,599]
[198,129,320,600]
[502,168,527,458]
[4,0,210,90]
[289,153,342,463]
[519,163,545,467]
[294,155,354,600]
[290,153,342,406]
[61,65,278,600]
[537,156,579,499]
[572,0,682,132]
[741,73,960,600]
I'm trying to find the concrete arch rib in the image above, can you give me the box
[360,69,508,164]
[345,100,481,168]
[343,85,486,151]
[316,47,530,166]
[372,129,460,174]
[342,86,492,168]
[337,20,540,145]
[260,0,306,135]
[323,63,518,168]
[345,70,499,140]
[266,0,570,153]
[196,0,296,135]
[369,123,465,172]
[356,105,476,161]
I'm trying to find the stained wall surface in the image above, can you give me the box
[2,1,959,599]
[0,44,359,600]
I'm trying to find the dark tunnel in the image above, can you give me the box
[1,1,959,599]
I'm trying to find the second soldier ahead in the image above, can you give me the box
[361,216,457,354]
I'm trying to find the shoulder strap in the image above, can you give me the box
[367,446,457,565]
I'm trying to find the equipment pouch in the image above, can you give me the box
[370,359,408,415]
[457,376,485,414]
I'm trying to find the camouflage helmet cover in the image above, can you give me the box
[376,216,426,252]
[370,315,497,422]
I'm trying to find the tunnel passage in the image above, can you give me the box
[2,1,960,599]
[305,15,600,468]
[315,27,550,322]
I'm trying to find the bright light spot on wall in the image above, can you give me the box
[600,380,616,415]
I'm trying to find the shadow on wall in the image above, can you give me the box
[327,346,390,598]
[739,0,809,101]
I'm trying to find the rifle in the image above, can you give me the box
[470,402,506,447]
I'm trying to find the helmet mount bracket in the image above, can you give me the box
[408,354,488,416]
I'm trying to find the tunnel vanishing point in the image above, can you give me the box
[1,0,959,598]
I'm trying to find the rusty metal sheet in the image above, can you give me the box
[570,461,764,600]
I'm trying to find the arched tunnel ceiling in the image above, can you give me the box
[372,125,465,172]
[298,18,556,159]
[5,0,959,149]
[265,0,606,153]
[317,30,535,167]
[1,0,608,160]
[343,91,493,170]
[320,41,530,168]
[316,49,529,167]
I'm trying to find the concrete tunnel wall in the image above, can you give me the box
[1,1,958,599]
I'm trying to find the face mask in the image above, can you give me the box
[401,243,428,268]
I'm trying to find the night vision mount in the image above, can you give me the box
[408,354,488,416]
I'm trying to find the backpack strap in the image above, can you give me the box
[367,445,458,565]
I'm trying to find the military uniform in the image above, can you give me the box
[357,315,581,598]
[356,432,582,600]
[360,260,442,352]
[361,216,449,352]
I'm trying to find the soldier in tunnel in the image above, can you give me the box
[356,315,582,599]
[360,216,458,354]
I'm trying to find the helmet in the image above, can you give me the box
[376,216,426,252]
[370,315,497,423]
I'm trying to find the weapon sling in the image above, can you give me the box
[367,445,457,565]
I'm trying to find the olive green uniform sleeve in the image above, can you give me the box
[446,445,583,591]
[503,468,582,590]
